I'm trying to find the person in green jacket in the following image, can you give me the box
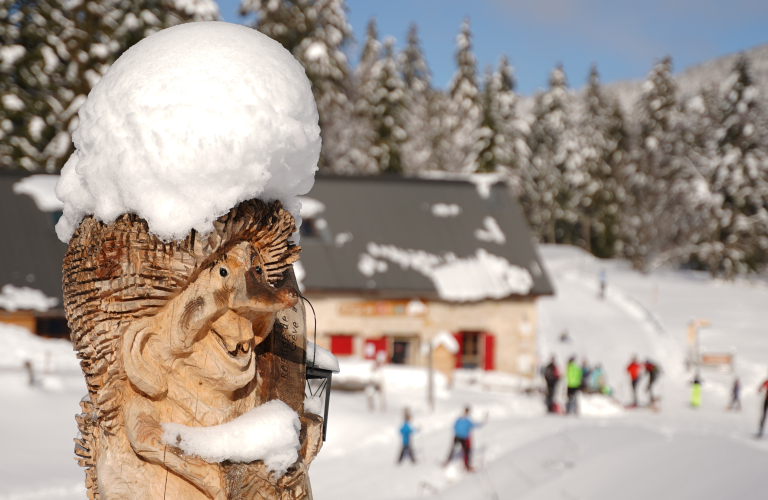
[566,356,582,415]
[690,373,703,408]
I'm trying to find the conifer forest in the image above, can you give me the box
[2,0,768,278]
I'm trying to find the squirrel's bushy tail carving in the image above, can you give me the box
[75,395,100,499]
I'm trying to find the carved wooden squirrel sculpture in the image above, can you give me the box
[64,200,322,500]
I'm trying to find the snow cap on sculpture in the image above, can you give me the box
[55,21,320,243]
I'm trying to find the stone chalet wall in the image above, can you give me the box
[304,294,539,377]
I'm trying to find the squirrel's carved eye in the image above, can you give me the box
[254,266,263,275]
[219,268,228,277]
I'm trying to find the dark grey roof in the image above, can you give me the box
[298,175,553,299]
[0,172,67,311]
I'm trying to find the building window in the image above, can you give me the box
[329,334,354,356]
[454,331,495,371]
[388,335,419,365]
[36,317,70,339]
[460,332,482,368]
[391,340,408,364]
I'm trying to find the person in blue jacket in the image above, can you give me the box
[443,406,484,471]
[398,409,417,464]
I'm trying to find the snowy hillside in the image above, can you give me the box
[2,245,768,499]
[603,43,768,113]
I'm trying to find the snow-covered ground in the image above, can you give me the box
[2,244,768,499]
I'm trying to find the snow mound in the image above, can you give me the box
[0,284,58,312]
[307,340,340,372]
[162,399,301,477]
[0,322,78,371]
[430,330,460,354]
[55,21,320,243]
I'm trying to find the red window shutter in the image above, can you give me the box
[454,332,464,368]
[364,337,388,360]
[484,333,495,371]
[330,335,354,355]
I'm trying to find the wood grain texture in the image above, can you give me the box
[64,200,320,499]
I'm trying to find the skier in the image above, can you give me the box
[397,409,417,464]
[543,356,561,413]
[566,356,582,415]
[598,269,607,299]
[645,359,661,405]
[758,376,768,437]
[690,373,703,408]
[727,377,741,411]
[626,356,643,407]
[581,359,592,393]
[444,406,484,471]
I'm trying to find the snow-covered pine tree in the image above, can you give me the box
[475,65,499,173]
[363,36,407,173]
[474,55,529,177]
[0,0,218,172]
[399,23,433,174]
[441,17,480,172]
[698,56,768,276]
[526,65,582,243]
[332,16,380,174]
[239,0,353,170]
[577,64,629,258]
[624,57,713,270]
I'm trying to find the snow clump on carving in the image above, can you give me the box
[55,21,320,243]
[162,400,301,477]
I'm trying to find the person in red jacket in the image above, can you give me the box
[627,356,643,407]
[758,377,768,437]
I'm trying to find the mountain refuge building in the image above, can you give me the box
[296,175,553,377]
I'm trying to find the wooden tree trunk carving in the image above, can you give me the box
[64,200,320,500]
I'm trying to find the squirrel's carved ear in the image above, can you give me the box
[122,319,168,399]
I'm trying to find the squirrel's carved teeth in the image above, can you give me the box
[212,329,251,358]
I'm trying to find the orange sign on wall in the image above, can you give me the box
[339,300,428,317]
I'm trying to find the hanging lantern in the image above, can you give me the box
[306,341,339,441]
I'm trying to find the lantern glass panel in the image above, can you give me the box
[305,366,332,441]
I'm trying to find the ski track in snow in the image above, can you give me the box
[3,244,768,499]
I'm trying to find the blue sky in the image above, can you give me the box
[215,0,768,95]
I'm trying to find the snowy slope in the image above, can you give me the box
[2,245,768,499]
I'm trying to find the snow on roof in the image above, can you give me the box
[307,340,340,373]
[161,399,300,477]
[0,284,58,312]
[364,243,533,301]
[418,171,506,199]
[431,203,462,218]
[55,22,320,243]
[474,216,506,245]
[12,175,63,212]
[297,196,326,218]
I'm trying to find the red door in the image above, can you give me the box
[330,335,354,356]
[483,333,495,371]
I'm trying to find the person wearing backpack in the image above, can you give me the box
[543,356,561,413]
[645,359,662,405]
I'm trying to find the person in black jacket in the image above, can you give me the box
[543,356,560,413]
